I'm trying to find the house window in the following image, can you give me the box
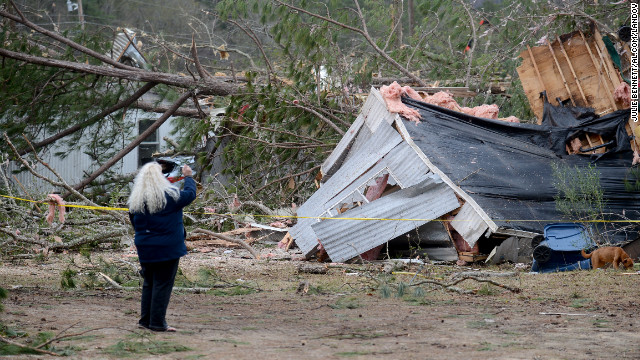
[138,119,158,166]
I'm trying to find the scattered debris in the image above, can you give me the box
[297,263,328,274]
[291,69,638,266]
[192,228,261,259]
[516,25,638,158]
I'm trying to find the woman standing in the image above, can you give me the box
[128,162,196,332]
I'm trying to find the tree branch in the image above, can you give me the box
[225,18,274,81]
[4,133,126,222]
[0,48,239,96]
[273,0,427,87]
[193,228,260,259]
[456,0,476,88]
[0,228,125,250]
[0,336,61,356]
[252,165,320,194]
[2,2,132,70]
[67,91,193,195]
[190,34,212,80]
[17,82,158,155]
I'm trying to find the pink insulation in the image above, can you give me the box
[501,116,521,123]
[423,91,462,111]
[403,86,424,102]
[570,138,583,153]
[614,82,631,108]
[380,81,422,124]
[45,194,65,225]
[381,83,521,124]
[460,104,500,119]
[633,150,640,166]
[422,90,520,122]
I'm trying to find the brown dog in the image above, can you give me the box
[581,247,634,270]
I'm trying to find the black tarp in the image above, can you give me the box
[401,97,639,243]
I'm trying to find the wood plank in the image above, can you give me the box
[579,31,618,111]
[562,33,614,114]
[458,252,488,263]
[591,30,620,111]
[556,36,588,105]
[595,134,605,150]
[546,40,575,106]
[583,134,595,153]
[526,45,546,96]
[584,133,606,154]
[526,45,547,123]
[594,27,624,85]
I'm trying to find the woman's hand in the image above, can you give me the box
[182,165,193,177]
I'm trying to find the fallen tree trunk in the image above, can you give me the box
[0,48,239,96]
[193,228,261,259]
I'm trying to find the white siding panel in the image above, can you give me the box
[451,201,489,248]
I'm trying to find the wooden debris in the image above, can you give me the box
[458,252,488,263]
[297,263,328,274]
[277,232,294,250]
[539,312,595,317]
[193,228,260,259]
[98,272,260,293]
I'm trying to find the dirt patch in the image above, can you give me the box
[1,248,639,359]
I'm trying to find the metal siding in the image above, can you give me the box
[424,247,459,261]
[290,122,403,256]
[363,87,397,132]
[323,142,430,213]
[381,141,430,188]
[450,201,489,248]
[321,87,394,177]
[342,125,373,165]
[312,175,460,263]
[112,31,132,59]
[322,162,389,212]
[415,222,459,262]
[392,102,498,234]
[416,221,453,244]
[304,122,402,205]
[321,111,365,177]
[342,88,395,166]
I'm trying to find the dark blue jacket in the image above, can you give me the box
[129,177,196,263]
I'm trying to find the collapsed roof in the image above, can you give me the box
[289,27,639,263]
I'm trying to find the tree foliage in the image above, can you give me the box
[0,0,632,207]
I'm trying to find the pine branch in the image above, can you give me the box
[273,0,427,87]
[17,82,158,156]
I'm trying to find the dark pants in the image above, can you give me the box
[138,258,180,330]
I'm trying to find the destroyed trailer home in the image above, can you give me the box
[289,28,639,265]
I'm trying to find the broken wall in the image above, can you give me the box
[516,28,638,155]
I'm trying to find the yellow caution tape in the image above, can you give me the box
[0,194,128,211]
[1,193,638,223]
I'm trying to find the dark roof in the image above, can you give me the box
[402,97,639,243]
